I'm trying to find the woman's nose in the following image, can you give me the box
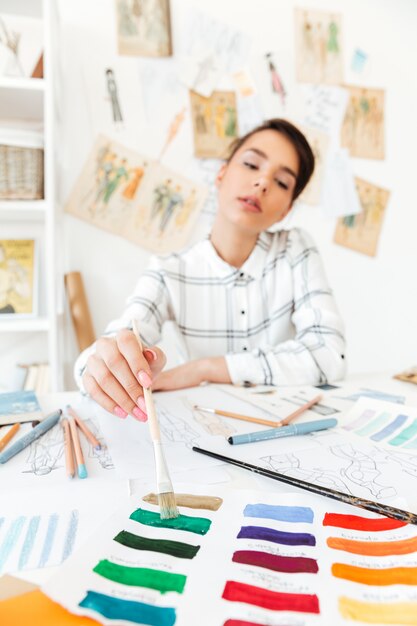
[254,178,268,193]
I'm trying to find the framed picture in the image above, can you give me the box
[115,0,172,58]
[190,90,239,159]
[0,239,37,317]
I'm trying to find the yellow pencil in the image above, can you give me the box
[0,423,20,452]
[278,394,323,426]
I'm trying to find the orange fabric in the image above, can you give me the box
[0,590,100,625]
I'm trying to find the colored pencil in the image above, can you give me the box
[192,446,417,525]
[66,405,101,450]
[278,394,323,426]
[228,418,337,445]
[0,410,62,464]
[132,319,178,520]
[68,417,87,479]
[61,418,75,479]
[0,423,20,452]
[193,405,280,428]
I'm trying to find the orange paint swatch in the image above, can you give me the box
[327,535,417,556]
[332,563,417,586]
[339,596,417,624]
[0,590,100,626]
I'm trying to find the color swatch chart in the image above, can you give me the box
[342,398,417,450]
[44,485,417,625]
[0,510,79,574]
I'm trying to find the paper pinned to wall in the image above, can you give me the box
[322,149,361,218]
[294,8,344,85]
[341,85,385,159]
[333,177,390,257]
[298,125,330,206]
[43,482,417,625]
[299,84,349,141]
[189,90,238,159]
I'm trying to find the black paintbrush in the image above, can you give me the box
[192,446,417,525]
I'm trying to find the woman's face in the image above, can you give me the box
[216,129,300,235]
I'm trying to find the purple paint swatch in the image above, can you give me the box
[237,525,316,546]
[243,503,313,523]
[233,550,318,573]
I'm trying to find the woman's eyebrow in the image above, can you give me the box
[244,148,297,179]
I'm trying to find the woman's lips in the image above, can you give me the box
[238,196,262,213]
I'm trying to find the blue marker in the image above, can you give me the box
[228,418,338,445]
[0,410,62,463]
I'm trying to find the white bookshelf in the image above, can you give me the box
[0,0,60,391]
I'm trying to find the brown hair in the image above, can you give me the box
[226,119,315,200]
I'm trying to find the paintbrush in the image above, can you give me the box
[131,319,178,520]
[192,446,417,525]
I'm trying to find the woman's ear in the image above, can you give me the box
[215,163,227,188]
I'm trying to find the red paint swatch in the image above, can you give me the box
[327,535,417,556]
[323,512,408,531]
[232,550,318,574]
[222,580,320,613]
[223,621,267,626]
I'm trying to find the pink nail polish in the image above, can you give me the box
[132,407,147,422]
[144,349,157,362]
[138,370,152,388]
[114,406,128,418]
[137,396,147,413]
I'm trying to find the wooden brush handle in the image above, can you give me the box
[131,319,161,442]
[216,409,279,427]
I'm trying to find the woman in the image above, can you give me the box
[75,119,346,421]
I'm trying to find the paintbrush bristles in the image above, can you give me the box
[158,491,180,520]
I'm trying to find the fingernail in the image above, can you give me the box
[132,407,147,422]
[138,370,152,388]
[137,396,147,413]
[114,406,128,418]
[144,349,157,362]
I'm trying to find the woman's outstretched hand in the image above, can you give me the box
[82,329,166,421]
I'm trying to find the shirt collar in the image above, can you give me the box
[201,231,272,280]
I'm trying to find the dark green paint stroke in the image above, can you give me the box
[113,530,200,559]
[93,559,186,594]
[130,508,211,535]
[79,590,176,626]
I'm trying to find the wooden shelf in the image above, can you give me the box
[0,82,44,120]
[0,317,49,332]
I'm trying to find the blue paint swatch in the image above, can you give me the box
[388,419,417,447]
[371,414,407,442]
[38,513,58,568]
[0,516,26,572]
[356,412,391,436]
[79,590,176,626]
[61,510,79,562]
[18,515,40,570]
[243,503,313,524]
[238,525,316,546]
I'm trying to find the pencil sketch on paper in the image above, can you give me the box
[158,406,201,449]
[65,135,206,254]
[334,177,390,257]
[298,126,329,206]
[190,90,239,159]
[104,68,123,127]
[115,0,172,58]
[294,8,343,85]
[260,442,396,500]
[84,418,115,470]
[341,86,385,159]
[181,398,236,438]
[23,424,64,476]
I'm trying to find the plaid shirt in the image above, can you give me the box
[75,228,346,388]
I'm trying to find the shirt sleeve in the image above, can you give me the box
[73,256,173,391]
[225,228,346,386]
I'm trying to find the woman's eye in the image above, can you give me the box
[276,180,289,190]
[243,161,257,170]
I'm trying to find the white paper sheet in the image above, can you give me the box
[43,482,417,625]
[322,148,362,218]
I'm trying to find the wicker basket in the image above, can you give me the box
[0,143,44,200]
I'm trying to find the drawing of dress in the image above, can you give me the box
[159,187,183,233]
[215,103,226,138]
[105,69,123,123]
[327,20,339,53]
[122,166,145,200]
[175,190,196,228]
[102,162,129,204]
[117,0,138,36]
[225,106,237,137]
[151,181,171,220]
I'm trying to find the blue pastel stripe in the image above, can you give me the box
[79,590,176,626]
[37,513,58,568]
[356,411,391,436]
[388,419,417,446]
[0,516,26,572]
[244,503,313,523]
[370,414,407,442]
[61,510,79,562]
[18,515,40,570]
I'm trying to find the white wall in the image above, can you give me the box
[57,0,417,388]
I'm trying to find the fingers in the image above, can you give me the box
[143,345,167,377]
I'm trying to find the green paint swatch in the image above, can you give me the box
[93,560,186,594]
[130,508,212,535]
[113,530,200,559]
